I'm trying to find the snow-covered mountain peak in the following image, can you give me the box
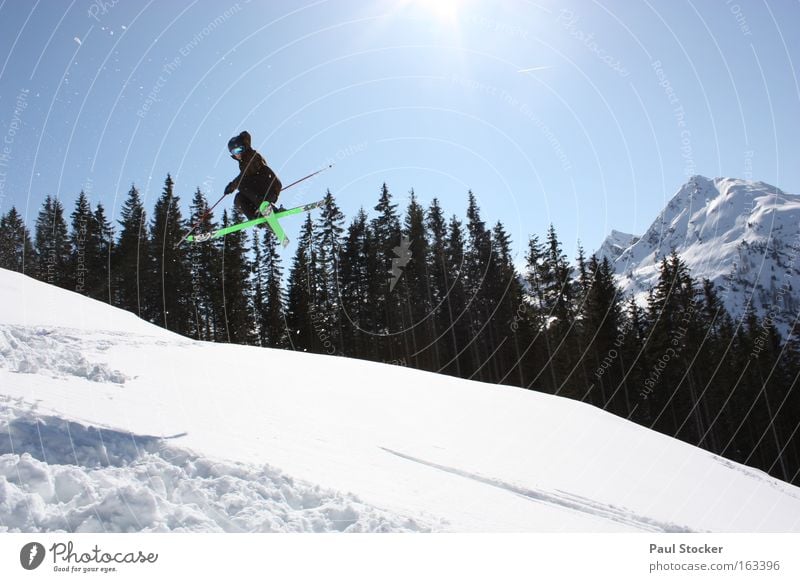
[596,230,640,263]
[604,176,800,330]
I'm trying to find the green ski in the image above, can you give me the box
[187,199,325,247]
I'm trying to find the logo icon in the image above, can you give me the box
[389,235,412,292]
[20,542,46,570]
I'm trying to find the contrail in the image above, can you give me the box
[518,66,552,73]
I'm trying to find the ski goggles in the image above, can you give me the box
[230,145,244,155]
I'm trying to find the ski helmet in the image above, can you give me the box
[228,136,245,155]
[227,131,251,155]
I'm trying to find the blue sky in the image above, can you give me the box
[0,0,798,263]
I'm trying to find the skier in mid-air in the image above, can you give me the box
[224,131,282,219]
[176,135,331,247]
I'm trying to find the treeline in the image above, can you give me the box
[1,176,799,485]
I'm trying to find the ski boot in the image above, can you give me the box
[258,201,274,217]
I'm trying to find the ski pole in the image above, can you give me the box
[281,164,333,191]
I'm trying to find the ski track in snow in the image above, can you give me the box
[711,455,800,501]
[381,447,693,533]
[0,401,429,533]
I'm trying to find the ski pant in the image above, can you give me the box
[234,180,281,220]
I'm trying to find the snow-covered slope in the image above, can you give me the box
[2,268,800,532]
[603,176,800,326]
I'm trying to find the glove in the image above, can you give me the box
[224,181,236,195]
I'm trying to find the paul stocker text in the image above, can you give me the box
[650,543,723,554]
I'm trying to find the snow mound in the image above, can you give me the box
[0,268,175,337]
[0,403,427,533]
[0,325,127,384]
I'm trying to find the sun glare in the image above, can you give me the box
[398,0,463,24]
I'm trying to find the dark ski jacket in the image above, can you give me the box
[227,132,281,195]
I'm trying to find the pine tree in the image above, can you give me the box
[441,214,470,377]
[532,225,575,395]
[372,183,401,258]
[370,183,402,361]
[285,214,317,352]
[744,315,787,473]
[522,235,548,391]
[426,198,449,372]
[362,219,384,361]
[314,189,345,352]
[487,221,529,386]
[147,175,192,334]
[68,192,95,295]
[574,244,590,311]
[644,252,700,438]
[718,308,764,462]
[464,191,492,297]
[338,209,372,359]
[569,244,593,400]
[252,230,267,345]
[218,208,255,344]
[580,255,625,411]
[681,279,736,453]
[0,207,34,274]
[462,191,493,380]
[523,234,548,328]
[541,224,574,324]
[86,203,114,303]
[621,295,649,421]
[113,185,149,315]
[512,235,552,391]
[767,333,800,484]
[186,189,223,341]
[261,228,287,348]
[33,196,71,287]
[399,190,432,370]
